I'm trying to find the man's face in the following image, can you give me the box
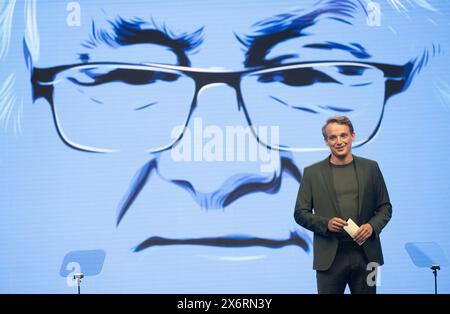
[4,0,425,292]
[33,0,402,204]
[324,123,355,159]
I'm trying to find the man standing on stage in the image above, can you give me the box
[294,115,392,294]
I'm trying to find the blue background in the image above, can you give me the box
[1,0,450,293]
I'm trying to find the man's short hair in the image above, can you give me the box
[322,115,355,140]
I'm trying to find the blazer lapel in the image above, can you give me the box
[319,157,342,217]
[353,155,365,218]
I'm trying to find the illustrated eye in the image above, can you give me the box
[257,67,340,86]
[336,65,367,76]
[67,67,180,86]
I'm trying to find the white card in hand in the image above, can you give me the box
[343,218,360,238]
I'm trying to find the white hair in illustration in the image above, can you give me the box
[0,0,38,134]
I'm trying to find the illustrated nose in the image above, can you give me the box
[190,83,243,126]
[156,84,274,191]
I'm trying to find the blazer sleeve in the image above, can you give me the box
[294,167,329,236]
[367,162,392,236]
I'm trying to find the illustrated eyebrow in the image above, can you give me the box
[79,17,204,66]
[303,41,371,59]
[237,0,366,67]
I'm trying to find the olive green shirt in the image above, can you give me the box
[331,160,359,240]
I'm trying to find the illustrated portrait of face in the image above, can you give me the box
[1,0,449,293]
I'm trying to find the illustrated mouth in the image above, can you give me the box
[134,230,310,252]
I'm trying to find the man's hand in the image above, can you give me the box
[327,217,348,232]
[353,223,373,245]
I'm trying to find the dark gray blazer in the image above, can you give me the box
[294,155,392,271]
